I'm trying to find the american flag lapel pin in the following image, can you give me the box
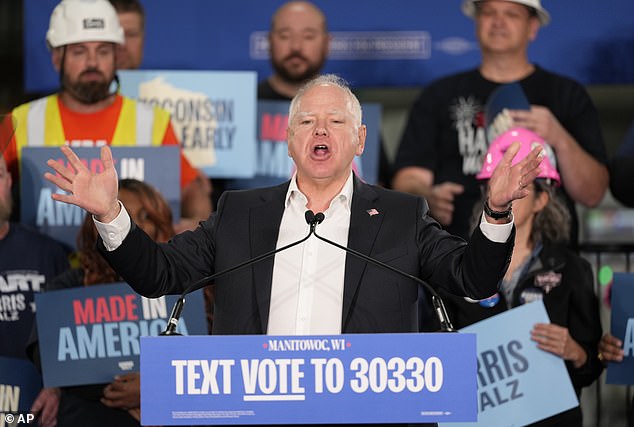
[366,208,379,216]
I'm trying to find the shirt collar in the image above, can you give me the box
[285,172,354,211]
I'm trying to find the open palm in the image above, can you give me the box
[488,141,543,209]
[44,145,120,221]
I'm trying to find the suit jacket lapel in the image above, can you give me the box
[342,177,383,330]
[249,182,289,333]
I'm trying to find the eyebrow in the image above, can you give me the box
[297,109,346,117]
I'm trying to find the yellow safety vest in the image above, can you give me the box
[11,94,171,167]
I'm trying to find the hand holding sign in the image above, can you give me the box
[531,323,588,369]
[44,145,121,223]
[599,332,624,363]
[102,372,141,410]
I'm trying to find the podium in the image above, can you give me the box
[140,332,477,425]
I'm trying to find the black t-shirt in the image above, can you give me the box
[0,223,69,358]
[257,79,292,101]
[610,120,634,208]
[394,66,608,244]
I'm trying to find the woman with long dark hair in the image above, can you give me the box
[31,179,174,427]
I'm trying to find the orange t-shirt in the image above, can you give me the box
[6,95,198,189]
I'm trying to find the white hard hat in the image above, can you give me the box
[461,0,550,26]
[46,0,124,49]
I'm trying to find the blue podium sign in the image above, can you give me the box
[35,283,208,388]
[140,332,477,425]
[607,273,634,385]
[440,301,578,427]
[20,146,180,249]
[0,356,42,413]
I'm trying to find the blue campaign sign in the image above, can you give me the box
[24,0,634,94]
[35,283,208,388]
[606,273,634,385]
[118,70,257,179]
[485,83,530,129]
[439,301,578,427]
[0,356,42,413]
[140,333,477,425]
[227,100,383,190]
[20,146,180,249]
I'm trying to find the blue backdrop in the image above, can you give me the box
[24,0,634,94]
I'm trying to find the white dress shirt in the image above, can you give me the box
[266,173,354,335]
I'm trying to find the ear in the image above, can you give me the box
[51,48,63,72]
[528,17,540,42]
[355,125,366,156]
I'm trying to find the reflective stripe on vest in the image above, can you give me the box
[13,95,170,156]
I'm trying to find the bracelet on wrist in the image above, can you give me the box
[483,198,512,220]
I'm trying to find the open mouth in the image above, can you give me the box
[312,144,330,158]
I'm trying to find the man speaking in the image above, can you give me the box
[44,75,542,424]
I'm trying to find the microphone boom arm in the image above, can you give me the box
[311,215,455,332]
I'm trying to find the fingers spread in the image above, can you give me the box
[501,141,522,166]
[60,145,86,172]
[100,145,115,171]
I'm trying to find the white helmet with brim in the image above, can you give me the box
[46,0,124,49]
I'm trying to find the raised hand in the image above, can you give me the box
[44,145,120,222]
[487,141,543,211]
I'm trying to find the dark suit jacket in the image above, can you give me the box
[100,176,513,334]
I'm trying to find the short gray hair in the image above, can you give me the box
[288,74,363,128]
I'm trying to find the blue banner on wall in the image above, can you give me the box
[20,146,180,249]
[226,100,382,189]
[0,356,42,413]
[118,70,257,178]
[439,301,578,427]
[140,332,477,425]
[35,283,208,388]
[606,273,634,385]
[23,0,634,94]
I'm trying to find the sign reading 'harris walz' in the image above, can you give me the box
[140,333,477,425]
[35,283,208,388]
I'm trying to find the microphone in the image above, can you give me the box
[161,210,320,335]
[310,212,456,332]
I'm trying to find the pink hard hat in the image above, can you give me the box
[476,127,560,185]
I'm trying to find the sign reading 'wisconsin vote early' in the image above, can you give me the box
[440,301,578,427]
[141,333,477,425]
[35,283,208,388]
[20,146,180,249]
[227,100,383,190]
[607,273,634,385]
[119,70,257,178]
